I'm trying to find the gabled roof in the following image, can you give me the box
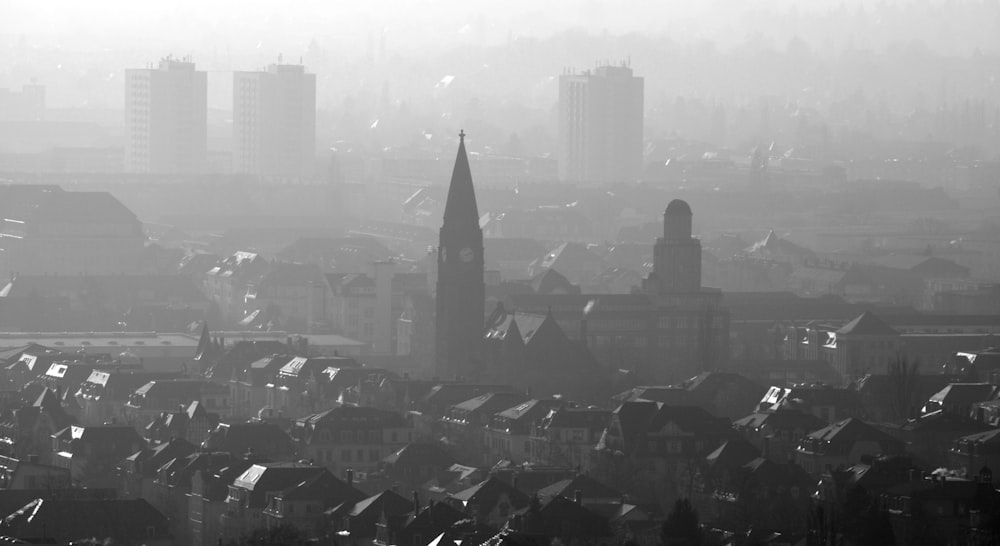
[451,392,529,417]
[899,409,993,434]
[382,442,455,468]
[836,311,899,336]
[448,476,529,509]
[706,438,761,469]
[275,470,363,505]
[494,399,562,423]
[530,268,578,295]
[535,474,622,502]
[956,428,1000,446]
[648,404,731,436]
[733,409,825,433]
[927,383,999,408]
[347,489,412,518]
[0,498,167,543]
[232,463,327,508]
[803,417,902,454]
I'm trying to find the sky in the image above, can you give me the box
[5,0,991,59]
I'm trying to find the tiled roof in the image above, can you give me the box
[836,311,899,336]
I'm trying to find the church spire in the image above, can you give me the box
[442,130,479,229]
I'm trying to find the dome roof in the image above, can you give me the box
[665,199,692,216]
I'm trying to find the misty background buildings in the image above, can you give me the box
[0,2,999,545]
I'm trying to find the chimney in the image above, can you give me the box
[412,491,420,513]
[346,469,353,486]
[574,490,582,504]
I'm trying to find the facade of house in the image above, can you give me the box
[794,418,905,477]
[50,424,144,488]
[291,406,413,478]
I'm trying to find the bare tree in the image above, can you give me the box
[887,353,920,422]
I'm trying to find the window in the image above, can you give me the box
[370,449,379,461]
[342,450,351,462]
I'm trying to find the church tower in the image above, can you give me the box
[648,199,702,293]
[435,131,485,379]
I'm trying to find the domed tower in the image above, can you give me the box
[649,199,702,293]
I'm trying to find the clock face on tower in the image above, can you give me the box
[459,247,474,263]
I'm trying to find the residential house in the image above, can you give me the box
[0,388,74,462]
[291,406,412,478]
[732,409,826,463]
[882,476,1000,546]
[673,372,767,421]
[379,442,457,491]
[594,401,736,506]
[144,400,220,446]
[485,399,565,465]
[888,410,993,469]
[328,489,413,544]
[201,422,296,460]
[515,495,614,542]
[535,474,624,509]
[50,424,144,488]
[794,418,905,477]
[328,273,377,347]
[528,243,607,288]
[203,251,271,323]
[0,454,70,490]
[483,238,548,280]
[244,262,330,334]
[948,429,1000,483]
[201,339,292,382]
[275,236,393,273]
[708,457,814,535]
[853,373,956,423]
[528,407,609,469]
[374,496,469,546]
[0,498,171,545]
[219,462,328,543]
[922,382,1000,416]
[443,392,529,465]
[124,379,230,429]
[267,356,357,419]
[756,384,861,424]
[187,456,255,546]
[230,353,295,420]
[262,470,365,540]
[445,476,530,527]
[120,437,196,500]
[75,369,182,425]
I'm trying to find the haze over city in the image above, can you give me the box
[0,1,998,545]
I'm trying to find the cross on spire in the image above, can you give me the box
[459,129,465,141]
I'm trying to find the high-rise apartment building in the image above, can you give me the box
[124,58,207,173]
[558,64,644,183]
[233,63,316,178]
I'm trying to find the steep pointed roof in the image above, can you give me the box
[194,321,214,362]
[442,131,480,229]
[836,311,899,336]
